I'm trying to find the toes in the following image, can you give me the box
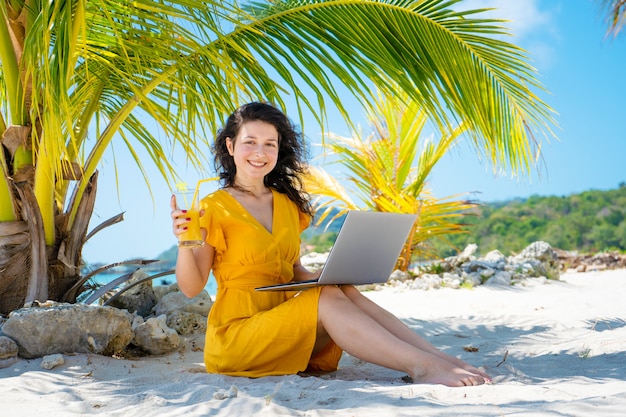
[461,375,486,386]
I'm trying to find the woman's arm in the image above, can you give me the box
[292,258,321,282]
[171,194,214,298]
[175,245,214,297]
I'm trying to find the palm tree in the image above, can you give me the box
[598,0,626,36]
[0,0,555,314]
[304,89,479,270]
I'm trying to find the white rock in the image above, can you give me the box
[462,272,483,287]
[442,272,461,289]
[486,271,512,286]
[41,353,64,370]
[420,274,443,289]
[133,314,180,355]
[389,270,411,282]
[213,385,238,400]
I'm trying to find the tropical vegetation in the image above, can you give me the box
[303,89,479,270]
[105,183,626,282]
[430,183,626,257]
[0,0,555,314]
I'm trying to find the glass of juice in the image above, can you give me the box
[174,188,204,248]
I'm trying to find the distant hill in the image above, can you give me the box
[146,184,626,262]
[429,182,626,257]
[155,245,178,265]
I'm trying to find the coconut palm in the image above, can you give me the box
[0,0,555,314]
[304,89,479,270]
[598,0,626,36]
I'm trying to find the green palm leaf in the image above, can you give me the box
[303,87,479,265]
[0,0,556,308]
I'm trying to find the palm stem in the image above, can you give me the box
[0,2,25,221]
[33,146,56,245]
[0,2,25,123]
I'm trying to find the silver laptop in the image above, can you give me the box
[255,211,417,291]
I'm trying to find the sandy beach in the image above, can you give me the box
[1,268,625,416]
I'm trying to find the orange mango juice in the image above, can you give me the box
[179,209,203,247]
[175,187,204,248]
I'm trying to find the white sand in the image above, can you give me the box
[1,269,625,416]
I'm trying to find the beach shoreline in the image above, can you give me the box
[1,268,625,416]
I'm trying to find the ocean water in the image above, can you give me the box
[91,271,217,297]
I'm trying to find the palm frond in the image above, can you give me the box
[1,0,558,304]
[31,0,554,233]
[598,0,626,37]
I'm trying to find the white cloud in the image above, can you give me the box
[459,0,560,71]
[461,0,554,39]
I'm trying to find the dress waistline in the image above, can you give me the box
[217,277,283,289]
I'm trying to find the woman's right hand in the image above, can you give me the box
[170,194,207,240]
[170,194,189,239]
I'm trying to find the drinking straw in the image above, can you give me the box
[192,176,219,206]
[175,177,219,209]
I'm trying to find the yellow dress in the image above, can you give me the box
[199,188,343,377]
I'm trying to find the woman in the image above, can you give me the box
[171,102,490,386]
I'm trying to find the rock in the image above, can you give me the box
[105,270,157,317]
[483,249,507,265]
[513,241,560,280]
[462,272,483,287]
[133,315,180,355]
[485,270,512,286]
[413,273,443,290]
[41,353,64,370]
[389,270,411,282]
[166,310,207,336]
[556,249,626,272]
[456,243,478,263]
[479,268,495,279]
[393,241,563,291]
[442,272,462,288]
[154,282,181,302]
[213,385,238,400]
[300,252,328,271]
[154,290,212,317]
[0,335,19,368]
[2,303,134,358]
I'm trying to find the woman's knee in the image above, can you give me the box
[340,284,363,300]
[319,285,356,313]
[319,285,347,302]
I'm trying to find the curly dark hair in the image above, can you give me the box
[212,102,313,216]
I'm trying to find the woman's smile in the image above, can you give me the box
[227,120,279,182]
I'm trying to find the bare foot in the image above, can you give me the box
[441,353,492,383]
[410,357,488,387]
[462,364,492,383]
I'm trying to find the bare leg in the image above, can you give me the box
[339,285,491,381]
[317,285,487,387]
[342,286,491,379]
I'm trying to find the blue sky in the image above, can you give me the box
[83,0,626,263]
[427,0,626,202]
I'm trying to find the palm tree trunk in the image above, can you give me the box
[0,172,98,314]
[0,180,48,315]
[0,219,30,315]
[52,172,98,303]
[14,181,48,305]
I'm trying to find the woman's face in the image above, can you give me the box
[226,120,279,183]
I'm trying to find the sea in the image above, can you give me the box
[91,270,218,298]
